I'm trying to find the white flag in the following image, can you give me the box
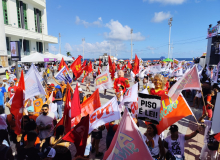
[25,63,43,82]
[121,83,138,104]
[25,71,46,100]
[89,96,120,133]
[95,71,113,91]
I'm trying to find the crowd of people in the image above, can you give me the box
[0,58,219,160]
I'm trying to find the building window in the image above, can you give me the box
[19,39,30,55]
[36,42,43,53]
[34,8,42,33]
[16,0,28,29]
[6,37,10,55]
[2,0,8,24]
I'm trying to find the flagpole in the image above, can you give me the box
[201,91,207,116]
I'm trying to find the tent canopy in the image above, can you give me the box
[163,58,173,62]
[56,53,73,61]
[20,52,51,62]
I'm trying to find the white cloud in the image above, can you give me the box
[146,0,186,5]
[104,20,145,41]
[50,45,57,52]
[151,11,172,23]
[75,16,102,28]
[65,43,73,52]
[72,40,126,55]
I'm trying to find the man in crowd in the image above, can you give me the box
[8,81,17,99]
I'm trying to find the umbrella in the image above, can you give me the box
[160,56,166,61]
[163,58,173,62]
[147,60,151,62]
[119,59,124,61]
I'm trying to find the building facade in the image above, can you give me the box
[1,0,58,66]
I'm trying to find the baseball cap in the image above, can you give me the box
[169,125,178,132]
[47,82,51,85]
[3,78,7,80]
[38,147,56,159]
[55,85,61,89]
[14,78,17,81]
[27,106,34,113]
[50,83,55,87]
[78,88,82,91]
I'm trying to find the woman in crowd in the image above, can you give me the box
[143,124,165,159]
[49,125,71,160]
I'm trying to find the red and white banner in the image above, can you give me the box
[95,71,113,91]
[170,63,183,77]
[150,64,161,73]
[173,59,179,68]
[168,65,201,102]
[89,96,120,133]
[103,107,153,160]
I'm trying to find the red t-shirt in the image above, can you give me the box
[8,86,17,98]
[105,123,118,132]
[206,95,212,107]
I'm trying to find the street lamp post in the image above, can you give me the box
[82,38,85,62]
[168,18,173,58]
[131,29,133,60]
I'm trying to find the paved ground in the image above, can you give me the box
[2,70,219,160]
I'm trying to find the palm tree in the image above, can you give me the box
[66,52,72,57]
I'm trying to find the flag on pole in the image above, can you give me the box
[117,64,120,70]
[82,60,87,68]
[10,71,25,135]
[99,59,102,67]
[103,107,153,160]
[108,56,115,80]
[70,55,83,79]
[71,84,81,118]
[168,65,201,102]
[63,114,89,157]
[132,54,139,75]
[127,61,132,69]
[55,66,72,84]
[58,57,69,71]
[25,63,43,82]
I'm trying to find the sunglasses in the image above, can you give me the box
[42,109,48,111]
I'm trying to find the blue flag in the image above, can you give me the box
[54,66,72,84]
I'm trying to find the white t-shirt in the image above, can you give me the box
[203,120,216,144]
[142,134,160,157]
[195,91,202,98]
[165,134,185,158]
[36,112,56,139]
[0,114,7,130]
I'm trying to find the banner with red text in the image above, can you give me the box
[95,71,113,91]
[89,96,120,133]
[121,83,138,104]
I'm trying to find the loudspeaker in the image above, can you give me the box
[206,36,220,65]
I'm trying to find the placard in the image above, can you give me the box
[138,93,161,124]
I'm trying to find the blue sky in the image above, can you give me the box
[47,0,219,59]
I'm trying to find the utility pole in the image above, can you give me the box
[168,18,173,58]
[59,33,61,54]
[131,29,133,61]
[171,42,174,58]
[82,38,85,62]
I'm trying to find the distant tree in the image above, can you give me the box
[66,52,72,57]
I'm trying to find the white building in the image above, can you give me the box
[0,0,58,66]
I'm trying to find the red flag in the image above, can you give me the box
[108,56,115,80]
[10,71,25,135]
[71,84,81,118]
[70,56,83,79]
[132,54,139,75]
[97,67,100,75]
[117,64,120,70]
[81,62,93,83]
[127,61,132,69]
[71,89,101,126]
[82,60,87,68]
[156,94,193,135]
[99,59,102,67]
[214,133,220,141]
[63,114,89,157]
[58,57,69,71]
[121,65,126,70]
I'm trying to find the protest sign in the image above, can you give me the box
[173,59,179,68]
[95,71,113,91]
[150,64,161,73]
[55,66,72,84]
[211,92,220,135]
[89,96,120,133]
[171,63,183,77]
[127,102,138,118]
[138,93,161,124]
[103,107,153,160]
[25,70,46,100]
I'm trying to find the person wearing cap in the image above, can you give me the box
[52,78,67,102]
[27,106,38,121]
[54,85,63,120]
[3,78,9,96]
[17,131,40,160]
[14,78,18,86]
[78,88,85,104]
[164,124,201,159]
[39,147,56,160]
